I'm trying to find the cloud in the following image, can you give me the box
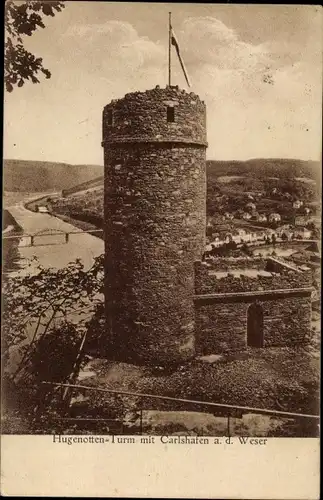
[183,16,238,45]
[62,20,164,72]
[62,16,273,81]
[63,20,138,42]
[179,16,272,74]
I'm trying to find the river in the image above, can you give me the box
[7,201,104,274]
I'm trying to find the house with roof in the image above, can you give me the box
[279,229,294,241]
[268,213,281,223]
[236,228,260,244]
[276,224,291,234]
[257,214,267,223]
[293,200,303,209]
[294,215,312,226]
[264,228,277,237]
[294,227,312,239]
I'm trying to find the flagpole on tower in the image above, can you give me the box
[168,13,191,88]
[168,12,172,86]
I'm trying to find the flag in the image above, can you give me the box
[171,28,191,87]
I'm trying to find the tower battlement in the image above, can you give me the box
[102,85,207,148]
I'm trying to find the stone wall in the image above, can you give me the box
[195,258,312,295]
[103,86,207,365]
[202,257,266,271]
[195,294,313,354]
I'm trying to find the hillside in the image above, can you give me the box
[45,157,320,233]
[207,158,321,182]
[62,176,104,197]
[3,158,320,194]
[3,159,103,192]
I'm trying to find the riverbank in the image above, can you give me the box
[46,211,103,239]
[25,195,104,240]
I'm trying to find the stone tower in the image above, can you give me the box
[102,85,207,365]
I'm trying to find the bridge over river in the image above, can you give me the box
[5,201,104,274]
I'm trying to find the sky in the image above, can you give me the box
[3,2,322,164]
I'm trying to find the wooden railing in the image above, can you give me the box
[41,381,320,436]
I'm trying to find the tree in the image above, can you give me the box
[2,254,104,379]
[2,254,105,432]
[4,1,65,92]
[306,222,315,231]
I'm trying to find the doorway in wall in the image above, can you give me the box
[247,303,264,347]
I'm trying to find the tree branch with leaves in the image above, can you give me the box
[4,1,65,92]
[2,254,104,381]
[2,254,105,431]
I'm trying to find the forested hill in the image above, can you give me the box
[207,158,321,181]
[3,158,320,193]
[3,159,103,192]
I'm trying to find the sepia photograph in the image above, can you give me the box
[1,1,321,490]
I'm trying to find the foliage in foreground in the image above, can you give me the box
[5,1,65,92]
[2,254,105,430]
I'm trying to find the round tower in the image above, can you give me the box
[102,85,207,365]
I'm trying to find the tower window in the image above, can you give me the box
[167,106,175,122]
[107,110,113,126]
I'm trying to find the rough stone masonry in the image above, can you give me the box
[102,85,313,365]
[102,85,207,364]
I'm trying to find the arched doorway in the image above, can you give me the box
[247,303,264,347]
